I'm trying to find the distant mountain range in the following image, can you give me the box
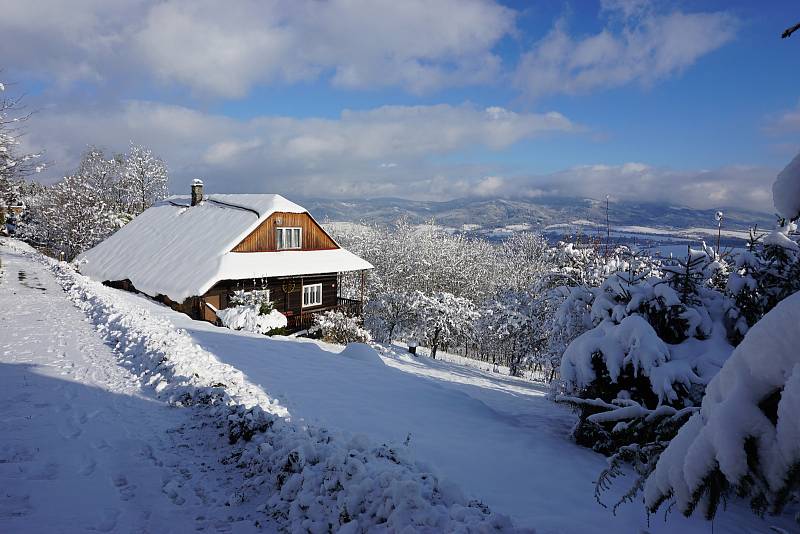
[301,196,775,242]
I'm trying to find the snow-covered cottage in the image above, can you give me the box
[77,181,372,330]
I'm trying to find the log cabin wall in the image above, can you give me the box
[231,212,338,252]
[205,273,338,319]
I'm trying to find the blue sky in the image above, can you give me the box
[3,0,800,211]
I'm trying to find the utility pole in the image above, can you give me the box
[605,195,611,257]
[715,210,724,255]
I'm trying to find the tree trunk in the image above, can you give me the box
[431,328,440,359]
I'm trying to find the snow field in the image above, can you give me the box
[45,247,526,532]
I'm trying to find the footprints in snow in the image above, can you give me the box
[0,493,32,519]
[113,474,137,502]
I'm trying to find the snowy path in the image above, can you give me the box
[0,245,263,533]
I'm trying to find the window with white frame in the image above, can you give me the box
[302,283,322,307]
[276,227,302,250]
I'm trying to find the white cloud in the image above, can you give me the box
[483,163,774,212]
[1,0,513,97]
[22,100,578,197]
[515,1,737,98]
[19,99,773,211]
[764,100,800,134]
[1,0,737,100]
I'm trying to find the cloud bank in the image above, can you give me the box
[3,0,766,212]
[20,100,774,211]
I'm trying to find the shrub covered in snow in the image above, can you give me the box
[557,245,731,456]
[217,289,287,336]
[638,156,800,524]
[644,291,800,522]
[726,224,800,343]
[310,309,371,344]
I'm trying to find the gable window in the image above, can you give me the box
[276,227,302,250]
[302,283,322,307]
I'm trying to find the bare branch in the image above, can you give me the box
[781,22,800,39]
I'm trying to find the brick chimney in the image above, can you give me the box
[191,179,204,206]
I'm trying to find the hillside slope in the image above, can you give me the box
[301,196,774,234]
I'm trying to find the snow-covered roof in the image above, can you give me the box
[76,194,373,302]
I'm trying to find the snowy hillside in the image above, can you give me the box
[304,196,773,241]
[1,238,795,533]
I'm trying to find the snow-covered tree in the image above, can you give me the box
[640,151,800,524]
[726,224,800,343]
[475,288,552,376]
[77,147,128,215]
[412,291,477,359]
[121,143,168,215]
[364,292,419,342]
[15,144,169,259]
[0,81,44,188]
[0,78,44,234]
[48,173,121,260]
[556,245,731,457]
[644,291,800,521]
[498,232,553,292]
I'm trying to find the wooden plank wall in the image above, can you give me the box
[232,212,338,252]
[205,274,338,318]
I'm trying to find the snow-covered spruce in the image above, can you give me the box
[46,258,524,532]
[556,245,732,458]
[644,291,800,521]
[726,223,800,342]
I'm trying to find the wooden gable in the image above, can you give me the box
[231,211,339,252]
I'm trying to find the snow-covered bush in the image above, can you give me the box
[726,224,800,343]
[557,245,732,457]
[644,291,800,522]
[309,309,371,344]
[218,290,287,336]
[636,152,800,524]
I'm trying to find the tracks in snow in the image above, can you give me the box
[0,243,264,532]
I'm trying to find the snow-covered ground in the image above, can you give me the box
[0,240,265,532]
[1,238,794,533]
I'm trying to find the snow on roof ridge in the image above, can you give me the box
[206,197,261,217]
